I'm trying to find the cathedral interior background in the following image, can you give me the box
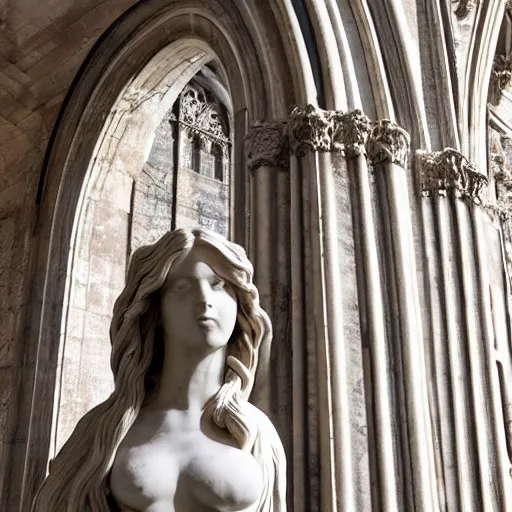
[1,0,512,510]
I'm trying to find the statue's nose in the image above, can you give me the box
[195,280,213,311]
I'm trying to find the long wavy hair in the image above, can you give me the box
[32,228,273,512]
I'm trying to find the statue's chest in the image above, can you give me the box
[110,426,263,512]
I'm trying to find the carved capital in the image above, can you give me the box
[288,105,332,156]
[332,109,371,158]
[489,55,512,105]
[453,0,478,18]
[417,148,488,203]
[245,121,289,172]
[367,120,410,168]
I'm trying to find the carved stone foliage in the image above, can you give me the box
[417,148,488,203]
[333,110,371,158]
[288,104,332,156]
[246,106,407,171]
[245,122,289,172]
[367,120,410,168]
[452,0,478,18]
[288,105,372,158]
[489,55,512,106]
[179,85,230,143]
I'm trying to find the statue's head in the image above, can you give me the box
[109,228,271,445]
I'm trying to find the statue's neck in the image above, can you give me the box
[149,339,226,412]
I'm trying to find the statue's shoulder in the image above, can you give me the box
[243,402,285,456]
[244,402,276,431]
[243,403,287,511]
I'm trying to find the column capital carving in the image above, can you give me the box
[417,148,487,202]
[333,109,371,158]
[245,121,289,172]
[489,55,512,105]
[288,105,372,158]
[367,120,410,168]
[288,104,332,156]
[453,0,479,18]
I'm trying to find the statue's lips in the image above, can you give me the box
[196,316,217,327]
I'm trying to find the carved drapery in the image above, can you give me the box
[417,148,488,203]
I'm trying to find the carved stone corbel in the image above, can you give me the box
[489,55,512,106]
[367,120,410,168]
[416,148,488,203]
[245,121,289,172]
[288,104,332,156]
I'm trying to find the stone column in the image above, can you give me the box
[368,121,439,511]
[338,111,399,511]
[245,121,295,507]
[288,105,355,512]
[245,120,289,412]
[418,146,512,511]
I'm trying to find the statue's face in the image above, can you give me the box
[159,243,238,350]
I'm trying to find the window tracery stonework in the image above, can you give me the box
[416,148,488,203]
[179,85,230,144]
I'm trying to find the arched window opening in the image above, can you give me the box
[53,61,233,454]
[213,143,224,181]
[173,78,231,237]
[191,134,201,173]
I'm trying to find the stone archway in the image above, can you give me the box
[4,3,305,510]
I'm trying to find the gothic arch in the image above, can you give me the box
[5,2,316,511]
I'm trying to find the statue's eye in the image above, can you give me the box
[211,278,225,291]
[171,279,190,293]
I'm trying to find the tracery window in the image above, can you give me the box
[129,77,232,256]
[53,67,232,453]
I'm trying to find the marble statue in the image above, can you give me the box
[32,228,286,512]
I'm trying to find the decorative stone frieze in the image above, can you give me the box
[453,0,478,18]
[367,120,410,168]
[489,55,512,105]
[288,104,332,156]
[245,121,289,172]
[417,148,488,203]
